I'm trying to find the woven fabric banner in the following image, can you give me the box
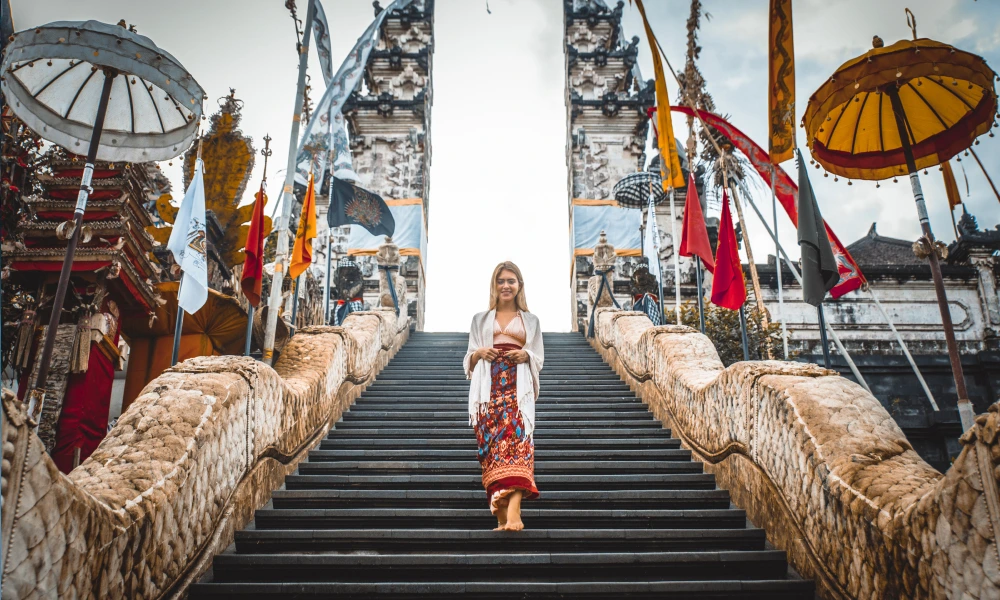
[572,200,642,257]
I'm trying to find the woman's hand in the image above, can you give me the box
[475,347,499,363]
[506,349,529,364]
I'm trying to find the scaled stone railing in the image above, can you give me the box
[591,307,1000,600]
[1,309,409,600]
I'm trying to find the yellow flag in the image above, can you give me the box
[634,0,685,191]
[941,161,963,209]
[768,0,795,164]
[289,172,317,280]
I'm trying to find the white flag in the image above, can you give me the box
[167,158,208,313]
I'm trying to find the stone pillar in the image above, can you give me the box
[375,236,407,313]
[588,231,618,319]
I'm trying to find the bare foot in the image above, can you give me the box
[502,490,525,531]
[493,499,509,531]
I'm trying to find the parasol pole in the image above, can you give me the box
[26,68,117,424]
[741,191,872,393]
[262,0,316,365]
[291,276,301,330]
[885,85,974,431]
[969,148,1000,206]
[244,305,254,356]
[171,136,204,366]
[771,164,788,359]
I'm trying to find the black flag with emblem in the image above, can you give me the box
[327,177,395,237]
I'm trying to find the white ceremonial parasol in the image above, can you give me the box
[0,19,205,425]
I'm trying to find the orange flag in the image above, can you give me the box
[710,191,747,310]
[240,183,268,306]
[941,160,963,209]
[634,0,685,190]
[289,172,317,280]
[768,0,795,164]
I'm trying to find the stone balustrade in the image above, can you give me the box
[591,307,1000,599]
[1,309,409,600]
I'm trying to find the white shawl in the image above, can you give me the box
[464,309,544,437]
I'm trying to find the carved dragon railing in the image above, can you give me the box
[1,309,409,600]
[591,307,1000,599]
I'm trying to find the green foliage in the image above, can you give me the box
[664,301,788,366]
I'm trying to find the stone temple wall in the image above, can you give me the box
[1,309,409,600]
[591,306,1000,599]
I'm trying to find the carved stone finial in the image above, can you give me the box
[593,230,617,272]
[376,237,406,310]
[376,236,401,267]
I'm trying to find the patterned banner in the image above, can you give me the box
[672,106,866,298]
[295,0,415,187]
[311,0,334,86]
[768,0,795,164]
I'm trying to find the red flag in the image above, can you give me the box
[710,191,747,310]
[241,184,267,307]
[678,173,715,273]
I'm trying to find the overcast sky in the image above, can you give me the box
[11,0,1000,332]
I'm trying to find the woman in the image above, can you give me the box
[464,261,544,531]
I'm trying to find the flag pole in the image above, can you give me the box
[324,233,333,325]
[243,306,254,356]
[171,279,185,367]
[738,305,750,361]
[291,276,301,330]
[817,304,831,369]
[262,0,316,366]
[648,182,667,323]
[969,148,1000,205]
[771,164,788,359]
[695,257,705,334]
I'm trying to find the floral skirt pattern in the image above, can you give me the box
[475,344,539,514]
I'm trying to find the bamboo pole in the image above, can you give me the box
[970,148,1000,205]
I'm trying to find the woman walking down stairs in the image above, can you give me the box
[189,332,813,599]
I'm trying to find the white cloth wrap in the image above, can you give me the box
[464,309,544,437]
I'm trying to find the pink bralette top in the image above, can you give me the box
[494,314,527,347]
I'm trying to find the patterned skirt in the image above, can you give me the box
[475,343,540,514]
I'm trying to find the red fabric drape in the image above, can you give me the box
[710,191,747,310]
[52,327,119,474]
[678,173,716,273]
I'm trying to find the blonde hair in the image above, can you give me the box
[489,261,529,312]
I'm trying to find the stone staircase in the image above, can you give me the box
[189,332,813,598]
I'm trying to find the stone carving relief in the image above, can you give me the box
[570,64,623,100]
[350,135,424,200]
[570,28,609,53]
[588,231,618,310]
[971,255,1000,328]
[375,236,408,311]
[388,64,426,100]
[388,23,432,52]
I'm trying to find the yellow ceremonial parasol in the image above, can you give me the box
[802,30,999,431]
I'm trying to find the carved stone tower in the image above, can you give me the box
[564,0,651,330]
[342,0,434,330]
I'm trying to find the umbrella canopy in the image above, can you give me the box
[613,172,667,208]
[1,20,204,162]
[803,37,997,180]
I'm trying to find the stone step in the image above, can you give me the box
[341,409,650,420]
[189,579,814,599]
[269,489,731,510]
[283,472,715,491]
[251,507,750,531]
[204,550,791,583]
[233,527,767,554]
[317,428,677,440]
[296,459,702,476]
[319,437,676,450]
[332,419,663,430]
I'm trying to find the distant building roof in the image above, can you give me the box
[845,223,924,267]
